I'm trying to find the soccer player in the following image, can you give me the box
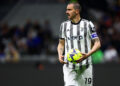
[57,2,101,86]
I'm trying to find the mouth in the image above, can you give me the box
[67,13,70,16]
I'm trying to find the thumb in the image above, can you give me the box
[81,53,86,55]
[61,55,64,57]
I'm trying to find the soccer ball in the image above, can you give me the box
[67,49,82,64]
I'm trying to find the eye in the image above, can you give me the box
[67,9,71,11]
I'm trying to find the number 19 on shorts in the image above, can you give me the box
[85,78,92,84]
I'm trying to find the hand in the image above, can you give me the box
[76,53,89,63]
[58,55,67,64]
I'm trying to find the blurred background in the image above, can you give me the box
[0,0,120,86]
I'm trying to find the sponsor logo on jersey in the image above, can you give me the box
[67,35,83,40]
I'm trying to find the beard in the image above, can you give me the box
[67,12,77,20]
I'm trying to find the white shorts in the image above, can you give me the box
[63,64,93,86]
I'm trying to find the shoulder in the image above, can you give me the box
[81,18,91,23]
[82,19,95,26]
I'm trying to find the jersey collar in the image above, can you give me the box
[71,18,82,25]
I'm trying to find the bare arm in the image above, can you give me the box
[57,39,67,64]
[77,38,101,62]
[76,21,101,62]
[86,38,101,57]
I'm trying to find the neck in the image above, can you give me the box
[71,15,81,23]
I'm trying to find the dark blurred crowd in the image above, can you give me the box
[0,19,57,62]
[0,0,120,63]
[90,0,120,63]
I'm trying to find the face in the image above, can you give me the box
[66,4,77,20]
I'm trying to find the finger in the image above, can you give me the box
[59,59,67,64]
[76,57,83,63]
[76,59,81,63]
[81,53,86,55]
[60,55,64,58]
[59,55,67,64]
[60,61,67,64]
[63,61,67,64]
[59,58,63,62]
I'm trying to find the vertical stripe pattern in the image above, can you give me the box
[64,23,68,51]
[70,24,75,69]
[64,23,69,67]
[84,22,89,68]
[59,19,96,69]
[77,23,82,69]
[59,23,63,38]
[70,24,74,49]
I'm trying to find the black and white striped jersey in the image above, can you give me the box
[59,18,99,69]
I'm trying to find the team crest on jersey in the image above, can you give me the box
[67,29,70,32]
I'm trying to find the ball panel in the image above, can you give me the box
[67,49,82,64]
[67,54,72,62]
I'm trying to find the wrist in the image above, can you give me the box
[59,54,62,57]
[87,52,92,57]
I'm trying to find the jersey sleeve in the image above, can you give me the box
[59,23,65,39]
[88,21,98,40]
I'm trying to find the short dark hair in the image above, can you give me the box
[68,2,81,12]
